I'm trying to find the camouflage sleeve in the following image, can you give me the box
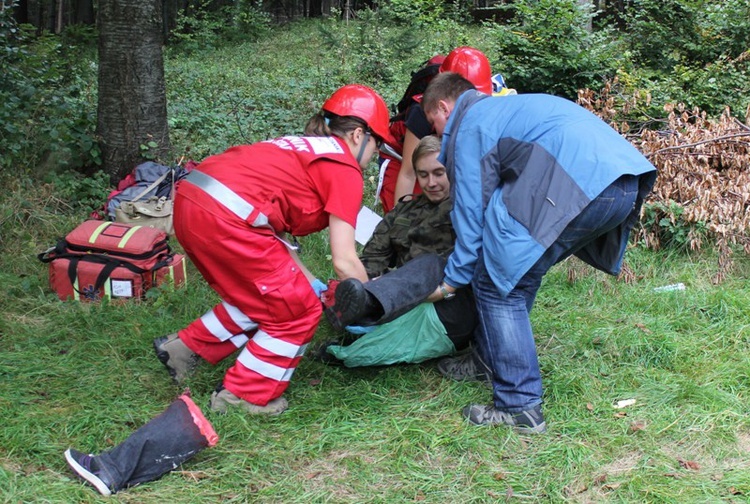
[360,209,398,278]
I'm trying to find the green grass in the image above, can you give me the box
[2,210,750,502]
[2,19,750,504]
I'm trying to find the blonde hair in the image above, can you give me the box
[412,135,442,171]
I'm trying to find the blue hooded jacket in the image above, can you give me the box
[438,91,657,295]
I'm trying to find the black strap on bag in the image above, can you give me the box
[38,240,174,297]
[66,256,120,296]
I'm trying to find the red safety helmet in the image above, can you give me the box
[440,46,493,94]
[427,54,446,66]
[322,84,393,145]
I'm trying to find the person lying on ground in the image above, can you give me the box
[321,135,477,367]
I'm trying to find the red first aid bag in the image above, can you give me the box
[38,220,186,301]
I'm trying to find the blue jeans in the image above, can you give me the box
[472,175,640,412]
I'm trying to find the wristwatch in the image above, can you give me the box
[439,283,456,300]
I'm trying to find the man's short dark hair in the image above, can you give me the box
[422,72,475,113]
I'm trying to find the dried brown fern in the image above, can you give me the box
[578,80,750,283]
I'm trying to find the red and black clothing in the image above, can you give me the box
[378,104,434,212]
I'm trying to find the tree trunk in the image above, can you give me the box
[74,0,95,25]
[55,0,63,33]
[14,0,29,24]
[578,0,593,32]
[97,0,171,183]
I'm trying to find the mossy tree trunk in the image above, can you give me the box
[97,0,171,183]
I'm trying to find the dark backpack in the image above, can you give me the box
[376,56,445,212]
[388,56,445,151]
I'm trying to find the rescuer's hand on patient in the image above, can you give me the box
[310,278,328,298]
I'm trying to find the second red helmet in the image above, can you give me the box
[322,84,393,145]
[440,46,493,94]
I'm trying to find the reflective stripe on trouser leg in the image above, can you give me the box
[172,201,322,406]
[179,301,259,364]
[223,306,320,406]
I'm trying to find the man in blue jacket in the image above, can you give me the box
[421,72,657,434]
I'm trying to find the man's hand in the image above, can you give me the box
[427,281,456,303]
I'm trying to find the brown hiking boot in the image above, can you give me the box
[153,333,200,384]
[208,386,288,415]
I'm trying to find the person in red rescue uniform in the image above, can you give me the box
[391,46,494,206]
[153,84,392,416]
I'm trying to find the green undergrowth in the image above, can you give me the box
[3,9,750,502]
[2,197,749,502]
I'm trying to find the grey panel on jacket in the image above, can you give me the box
[485,139,590,249]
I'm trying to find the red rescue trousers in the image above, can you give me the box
[173,194,321,406]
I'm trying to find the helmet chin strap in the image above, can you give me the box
[355,131,371,165]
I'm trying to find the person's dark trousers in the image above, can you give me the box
[94,394,218,492]
[435,286,477,350]
[473,174,641,412]
[360,252,446,325]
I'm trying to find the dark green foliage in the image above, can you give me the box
[625,0,750,70]
[317,9,426,86]
[625,0,702,71]
[45,170,112,214]
[482,0,625,99]
[614,0,750,115]
[0,6,99,176]
[170,0,271,53]
[640,201,708,252]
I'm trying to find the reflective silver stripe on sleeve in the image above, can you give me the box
[251,331,308,359]
[184,170,269,227]
[237,349,296,382]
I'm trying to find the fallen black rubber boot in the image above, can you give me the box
[64,394,218,495]
[324,278,382,331]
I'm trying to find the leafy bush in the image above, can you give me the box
[624,0,702,71]
[625,0,750,70]
[659,58,750,117]
[0,5,99,176]
[481,0,625,98]
[619,0,750,116]
[641,200,708,253]
[45,170,111,213]
[383,0,447,26]
[316,9,428,86]
[170,0,271,53]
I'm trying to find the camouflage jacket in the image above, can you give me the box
[360,194,455,278]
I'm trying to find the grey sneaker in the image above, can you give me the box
[64,448,114,496]
[436,350,492,383]
[209,385,288,415]
[153,333,199,384]
[462,404,547,434]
